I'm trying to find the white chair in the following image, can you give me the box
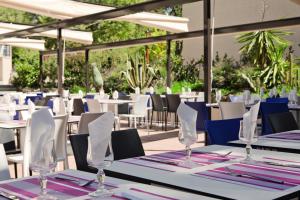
[219,102,246,119]
[87,99,101,113]
[119,95,150,131]
[0,144,10,181]
[78,113,103,134]
[7,108,55,177]
[53,114,69,169]
[53,97,66,115]
[0,112,15,145]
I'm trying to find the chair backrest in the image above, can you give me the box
[133,95,150,116]
[78,112,103,134]
[0,144,10,181]
[205,118,241,145]
[73,98,85,116]
[151,94,165,111]
[260,102,289,135]
[268,112,299,133]
[219,102,246,119]
[185,102,209,131]
[0,112,15,152]
[53,115,68,161]
[86,99,101,113]
[68,134,97,173]
[166,94,181,113]
[112,129,145,160]
[53,97,66,115]
[118,95,130,114]
[266,97,289,104]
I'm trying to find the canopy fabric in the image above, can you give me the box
[0,38,45,50]
[0,22,93,44]
[0,0,189,33]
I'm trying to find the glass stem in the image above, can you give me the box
[96,168,105,192]
[186,145,192,160]
[39,173,47,196]
[245,143,252,161]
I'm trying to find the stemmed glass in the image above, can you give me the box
[178,129,198,168]
[238,120,258,162]
[30,140,57,200]
[86,137,114,197]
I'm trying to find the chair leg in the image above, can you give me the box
[150,111,153,128]
[134,117,137,128]
[14,163,17,178]
[165,112,167,131]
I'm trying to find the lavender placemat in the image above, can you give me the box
[194,162,300,191]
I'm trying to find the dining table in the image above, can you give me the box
[97,99,135,115]
[105,145,300,200]
[0,169,213,200]
[229,130,300,154]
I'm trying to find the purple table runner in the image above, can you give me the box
[264,131,300,140]
[194,162,300,191]
[119,151,240,172]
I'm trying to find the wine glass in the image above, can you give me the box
[178,128,198,168]
[86,137,114,197]
[238,120,258,162]
[30,140,57,200]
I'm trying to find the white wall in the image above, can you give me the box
[182,0,300,62]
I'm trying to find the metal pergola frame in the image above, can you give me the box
[1,0,300,104]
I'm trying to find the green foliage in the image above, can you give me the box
[212,54,250,93]
[155,81,203,94]
[121,56,159,90]
[172,57,203,83]
[11,48,40,89]
[237,30,291,68]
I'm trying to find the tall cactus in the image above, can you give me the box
[92,63,103,91]
[121,56,158,90]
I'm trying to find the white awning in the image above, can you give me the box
[0,38,45,50]
[0,0,189,33]
[0,22,93,44]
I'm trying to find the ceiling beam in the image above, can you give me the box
[41,16,300,55]
[0,0,200,39]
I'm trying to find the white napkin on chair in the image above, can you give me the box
[113,91,119,100]
[135,87,140,95]
[149,87,154,94]
[28,99,36,115]
[88,112,115,166]
[78,90,83,98]
[166,87,172,94]
[177,103,197,145]
[29,108,55,164]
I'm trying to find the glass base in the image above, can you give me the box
[89,188,113,198]
[34,194,57,200]
[178,159,199,169]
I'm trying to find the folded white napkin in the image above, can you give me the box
[113,91,119,100]
[242,111,252,141]
[28,99,36,115]
[99,89,105,98]
[29,108,55,164]
[18,94,26,105]
[149,87,154,94]
[63,90,69,98]
[280,88,287,97]
[177,103,197,146]
[67,99,74,114]
[53,98,60,114]
[78,90,83,98]
[135,87,140,95]
[88,112,115,166]
[3,94,11,104]
[166,87,172,94]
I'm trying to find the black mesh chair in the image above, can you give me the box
[165,94,181,130]
[112,129,145,160]
[268,112,299,133]
[118,95,130,114]
[150,94,167,130]
[68,134,97,173]
[73,98,85,116]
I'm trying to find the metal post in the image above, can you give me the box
[166,39,172,87]
[39,51,43,91]
[57,28,63,96]
[85,49,90,92]
[204,0,212,104]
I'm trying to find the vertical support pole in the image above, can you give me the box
[166,39,172,87]
[39,51,43,91]
[204,0,212,104]
[85,49,90,93]
[57,28,63,96]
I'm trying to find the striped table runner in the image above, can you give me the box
[0,173,179,200]
[119,151,240,172]
[265,132,300,140]
[194,162,300,191]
